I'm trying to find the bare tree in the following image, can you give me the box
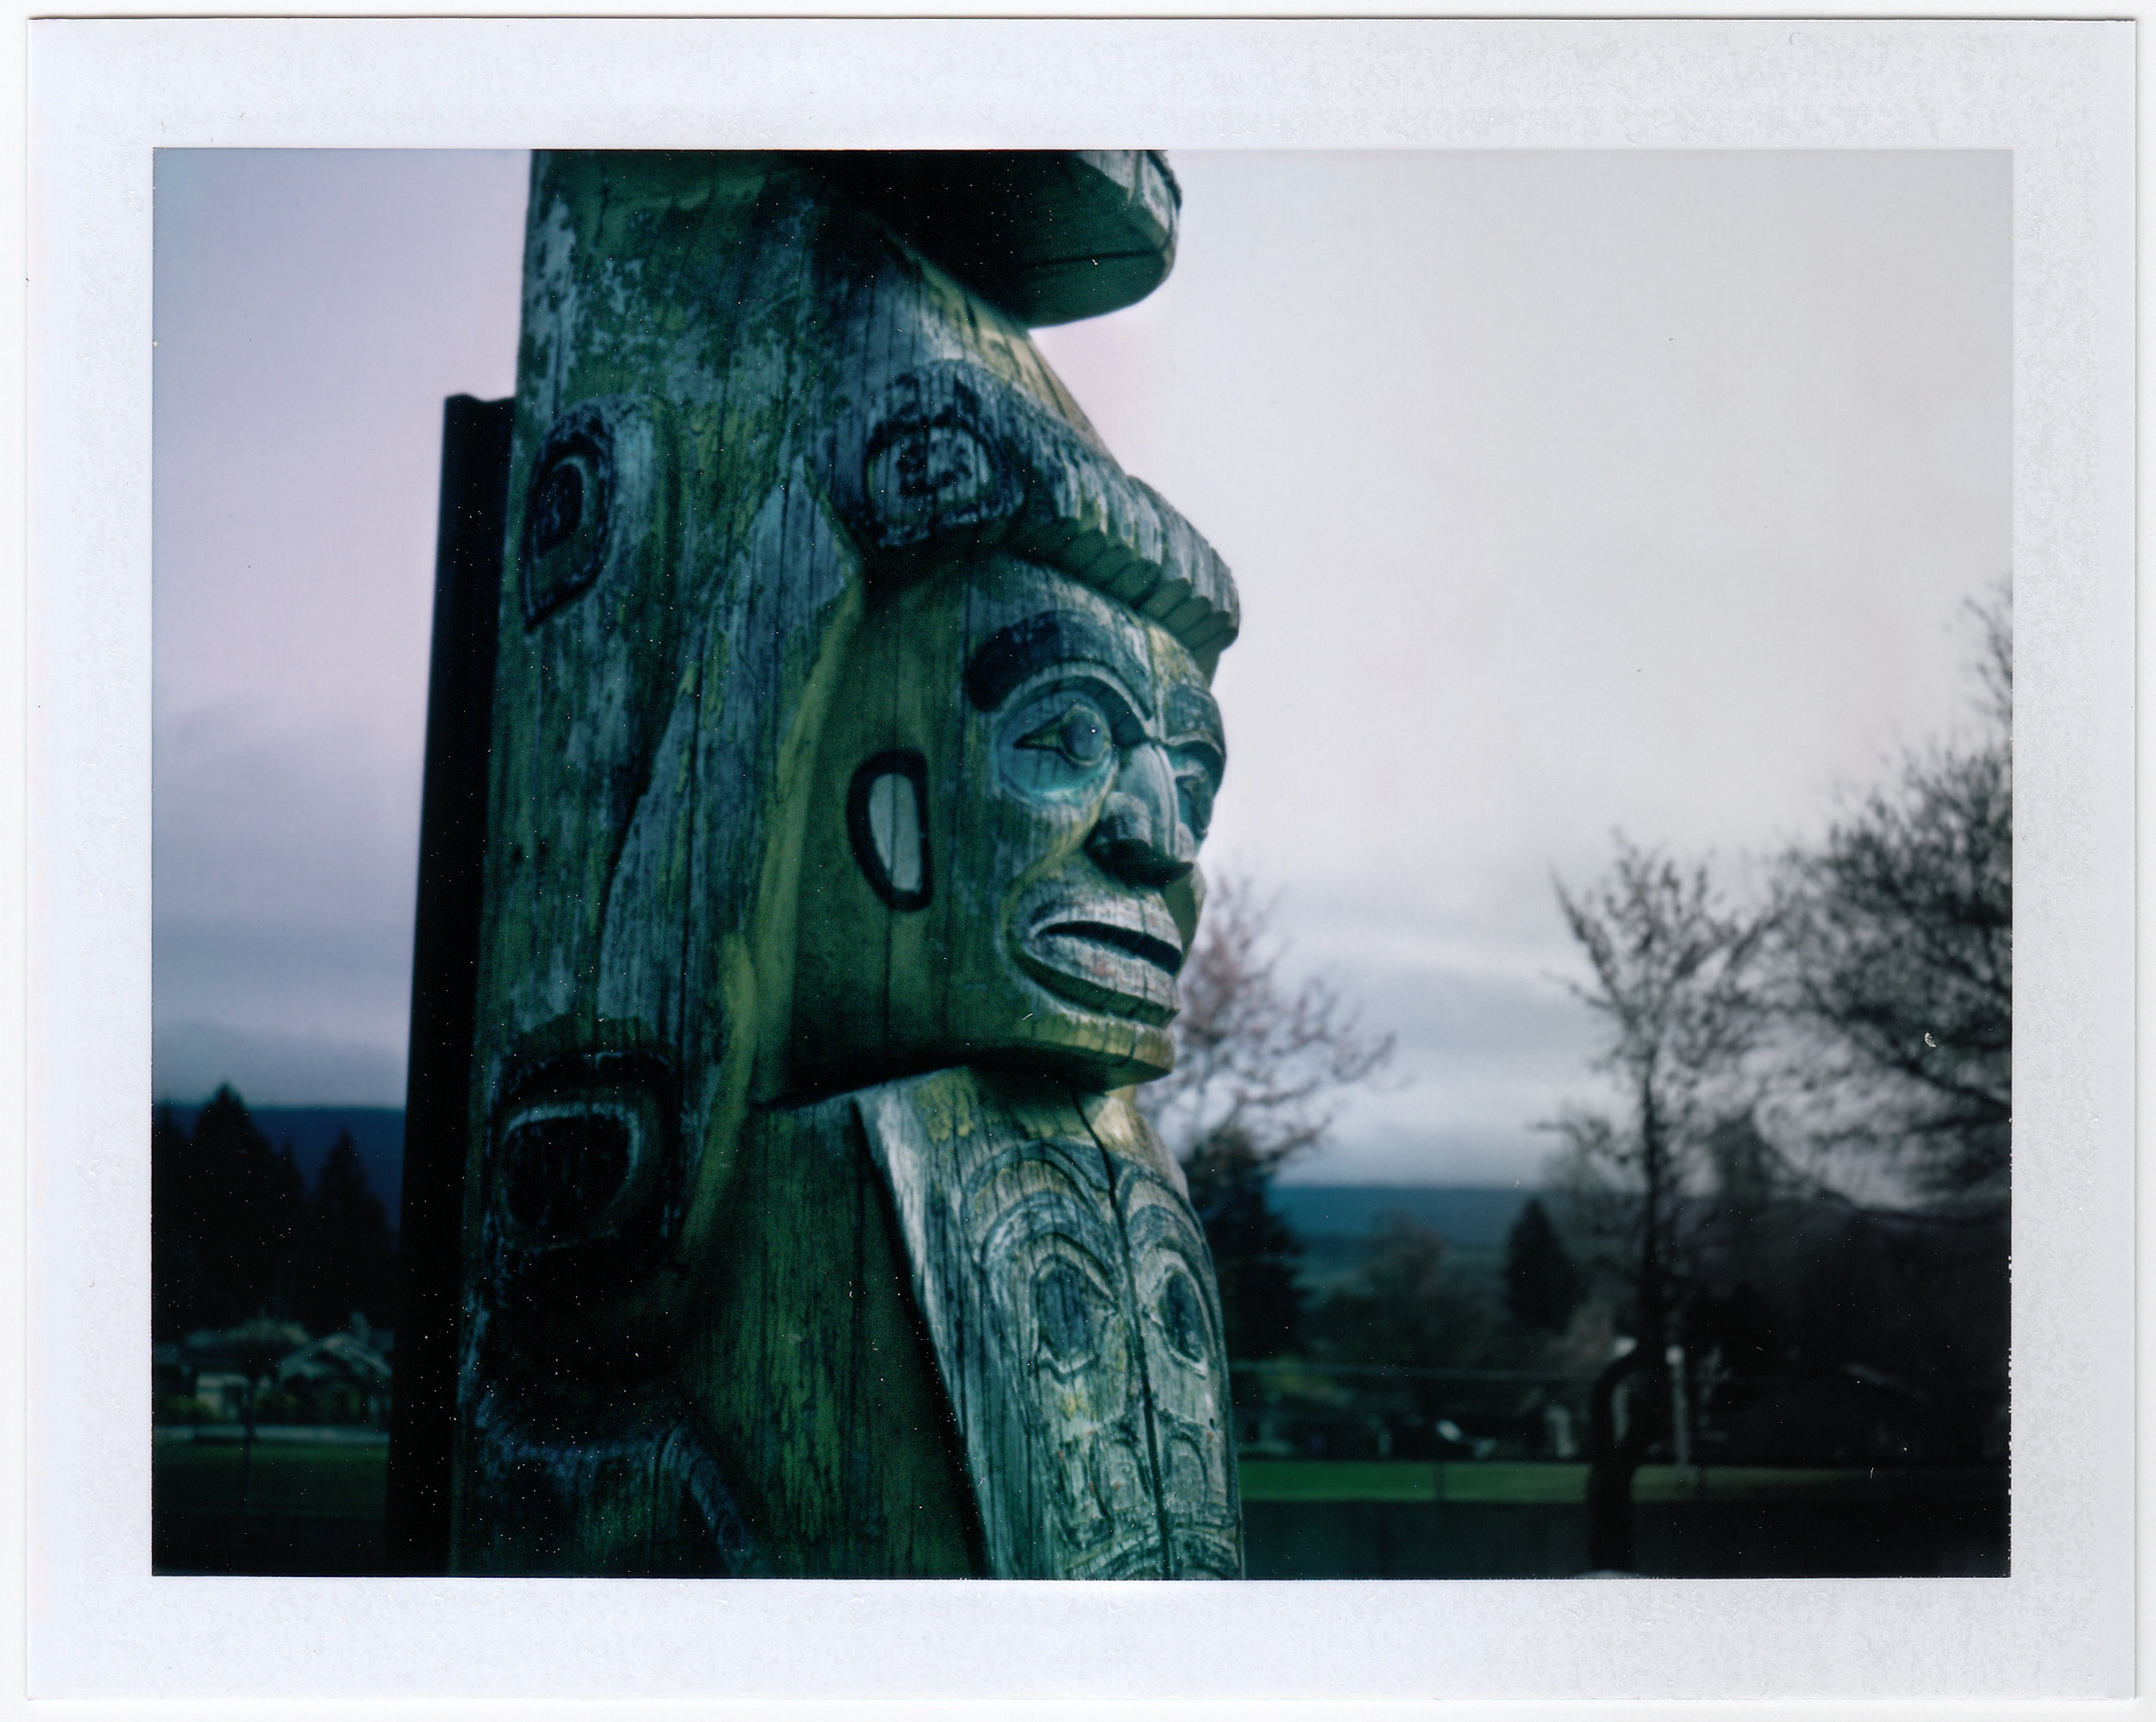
[1145,875,1395,1173]
[1765,595,2011,1205]
[1547,839,1766,1362]
[1547,838,1766,1568]
[1140,874,1394,1356]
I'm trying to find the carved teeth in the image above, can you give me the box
[1037,918,1183,976]
[1014,892,1184,1025]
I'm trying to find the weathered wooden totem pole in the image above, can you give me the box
[394,152,1242,1578]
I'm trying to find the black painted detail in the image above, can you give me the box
[530,458,586,560]
[499,1110,632,1244]
[824,360,1241,662]
[845,748,934,912]
[854,366,1025,555]
[520,405,616,624]
[482,1047,681,1317]
[1038,917,1185,977]
[461,1383,766,1577]
[963,610,1150,715]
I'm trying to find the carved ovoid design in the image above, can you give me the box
[831,360,1238,668]
[481,1049,681,1317]
[517,396,672,626]
[846,750,933,911]
[436,150,1244,1579]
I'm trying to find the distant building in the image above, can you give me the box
[154,1315,392,1427]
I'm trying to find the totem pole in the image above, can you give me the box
[396,152,1243,1578]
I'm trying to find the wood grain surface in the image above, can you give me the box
[438,152,1242,1577]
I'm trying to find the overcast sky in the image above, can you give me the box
[153,149,2008,1184]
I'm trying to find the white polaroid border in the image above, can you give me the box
[25,16,2134,1706]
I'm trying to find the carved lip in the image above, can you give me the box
[1015,891,1184,1025]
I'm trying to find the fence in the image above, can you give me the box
[1229,1356,2009,1468]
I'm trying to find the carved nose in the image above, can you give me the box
[1087,745,1194,887]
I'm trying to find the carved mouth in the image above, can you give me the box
[1015,892,1184,1025]
[1038,917,1184,974]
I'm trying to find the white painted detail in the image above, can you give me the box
[868,772,922,893]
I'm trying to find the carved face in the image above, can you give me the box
[791,555,1225,1089]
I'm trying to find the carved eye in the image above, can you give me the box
[1159,1269,1209,1363]
[1018,703,1112,768]
[1175,768,1216,842]
[1034,1259,1100,1369]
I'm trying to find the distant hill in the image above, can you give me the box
[159,1104,406,1218]
[1270,1185,1536,1252]
[147,1108,1537,1256]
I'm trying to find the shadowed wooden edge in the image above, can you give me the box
[798,150,1180,327]
[387,394,515,1574]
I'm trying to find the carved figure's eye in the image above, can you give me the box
[1175,768,1216,842]
[1019,704,1111,768]
[999,686,1138,801]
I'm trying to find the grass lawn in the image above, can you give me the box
[1236,1460,1587,1504]
[155,1438,1993,1520]
[1236,1460,1996,1505]
[155,1439,387,1518]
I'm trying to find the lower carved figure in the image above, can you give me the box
[859,1070,1240,1580]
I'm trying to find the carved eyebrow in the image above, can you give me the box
[1165,684,1225,762]
[963,611,1151,713]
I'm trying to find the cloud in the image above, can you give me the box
[153,150,2006,1159]
[154,1017,405,1108]
[154,704,418,1074]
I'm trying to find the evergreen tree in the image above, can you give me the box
[1181,1125,1304,1358]
[298,1130,398,1335]
[1305,1212,1500,1369]
[165,1086,305,1331]
[1138,876,1393,1361]
[151,1103,197,1341]
[1502,1197,1581,1332]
